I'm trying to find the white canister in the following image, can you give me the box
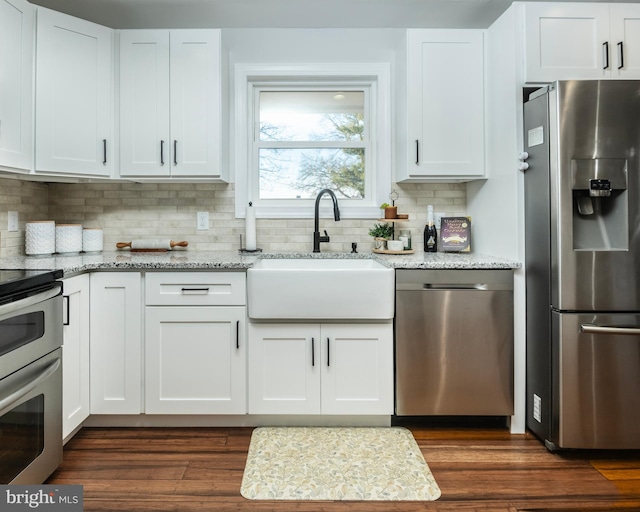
[25,221,56,256]
[56,224,83,254]
[82,228,104,252]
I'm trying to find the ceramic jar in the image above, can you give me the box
[25,221,56,256]
[55,224,83,254]
[82,228,103,252]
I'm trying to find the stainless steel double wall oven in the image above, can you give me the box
[0,269,63,484]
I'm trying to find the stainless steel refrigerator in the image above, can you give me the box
[523,80,640,451]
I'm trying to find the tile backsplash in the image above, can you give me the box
[0,177,466,257]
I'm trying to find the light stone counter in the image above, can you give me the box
[0,250,520,276]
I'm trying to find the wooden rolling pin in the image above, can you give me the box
[116,240,188,251]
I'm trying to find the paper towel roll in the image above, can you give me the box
[245,203,257,251]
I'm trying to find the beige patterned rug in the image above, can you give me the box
[240,426,441,501]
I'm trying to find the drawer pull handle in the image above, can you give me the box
[180,287,209,295]
[581,323,640,335]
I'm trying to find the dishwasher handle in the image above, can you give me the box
[396,282,511,291]
[424,283,489,290]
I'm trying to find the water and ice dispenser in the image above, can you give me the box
[571,158,628,250]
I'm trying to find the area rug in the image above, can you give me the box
[240,426,441,501]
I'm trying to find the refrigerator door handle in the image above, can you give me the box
[581,323,640,336]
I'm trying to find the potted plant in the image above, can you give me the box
[369,223,394,249]
[380,202,398,219]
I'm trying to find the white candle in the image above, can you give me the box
[245,202,257,251]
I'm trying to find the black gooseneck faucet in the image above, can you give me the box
[313,189,341,253]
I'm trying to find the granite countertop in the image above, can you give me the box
[0,250,520,275]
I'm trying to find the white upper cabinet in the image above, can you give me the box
[524,3,640,82]
[0,0,34,173]
[609,5,640,78]
[397,29,485,182]
[35,7,113,177]
[119,29,222,179]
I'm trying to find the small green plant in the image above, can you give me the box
[379,202,391,209]
[368,223,394,239]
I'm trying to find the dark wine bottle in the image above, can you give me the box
[424,205,437,252]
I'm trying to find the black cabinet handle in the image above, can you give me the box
[415,139,420,165]
[618,41,624,70]
[173,140,178,165]
[180,287,209,295]
[63,295,70,326]
[311,337,315,367]
[327,337,330,367]
[236,320,240,349]
[603,41,610,70]
[102,139,107,165]
[160,140,165,166]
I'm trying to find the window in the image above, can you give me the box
[234,64,391,219]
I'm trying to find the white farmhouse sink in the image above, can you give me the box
[247,258,394,320]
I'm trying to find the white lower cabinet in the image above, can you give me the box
[144,272,247,414]
[144,306,246,414]
[89,272,142,414]
[62,274,90,438]
[248,323,393,415]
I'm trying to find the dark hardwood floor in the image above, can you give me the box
[47,424,640,511]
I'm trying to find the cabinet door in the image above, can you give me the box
[35,7,113,177]
[145,306,246,414]
[0,0,33,172]
[90,272,142,414]
[248,323,320,414]
[119,30,170,177]
[404,29,485,179]
[320,324,393,415]
[62,274,90,439]
[169,30,221,177]
[609,5,640,79]
[524,3,611,82]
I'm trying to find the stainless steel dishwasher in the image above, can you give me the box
[395,269,514,416]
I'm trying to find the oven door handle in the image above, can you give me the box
[0,358,61,414]
[0,285,61,319]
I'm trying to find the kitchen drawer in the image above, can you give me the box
[145,272,246,306]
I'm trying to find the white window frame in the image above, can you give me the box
[234,64,391,219]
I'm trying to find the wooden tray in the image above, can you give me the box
[372,248,415,255]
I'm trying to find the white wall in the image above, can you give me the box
[475,5,527,433]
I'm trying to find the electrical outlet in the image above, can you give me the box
[435,212,445,230]
[196,211,209,231]
[8,211,18,232]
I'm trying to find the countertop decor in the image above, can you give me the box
[0,251,520,276]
